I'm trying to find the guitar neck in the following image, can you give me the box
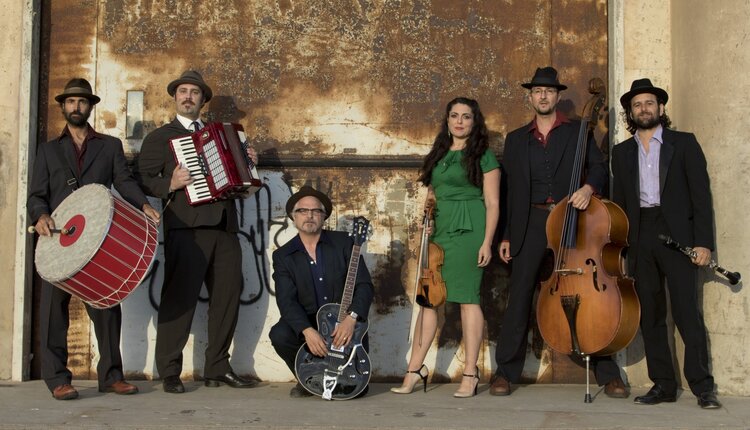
[337,244,361,323]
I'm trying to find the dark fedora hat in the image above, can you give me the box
[521,67,568,91]
[285,185,333,220]
[619,78,669,109]
[54,78,101,105]
[167,70,213,102]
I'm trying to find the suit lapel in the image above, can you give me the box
[80,137,104,177]
[58,140,81,183]
[549,123,573,176]
[659,130,674,194]
[625,139,639,198]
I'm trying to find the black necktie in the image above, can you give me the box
[191,121,201,132]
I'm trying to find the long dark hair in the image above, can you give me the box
[418,97,489,188]
[622,97,672,134]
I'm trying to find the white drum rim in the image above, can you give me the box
[34,184,115,283]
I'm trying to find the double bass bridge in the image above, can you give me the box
[555,268,584,276]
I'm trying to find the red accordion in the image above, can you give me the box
[169,122,262,206]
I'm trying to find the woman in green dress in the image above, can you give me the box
[391,97,500,397]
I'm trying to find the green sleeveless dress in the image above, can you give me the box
[431,149,499,304]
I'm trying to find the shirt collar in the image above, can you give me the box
[284,230,332,256]
[58,124,99,143]
[528,111,570,133]
[634,124,664,146]
[176,114,203,130]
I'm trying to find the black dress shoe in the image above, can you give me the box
[204,371,260,388]
[163,375,185,394]
[634,385,676,405]
[289,382,314,398]
[697,392,722,409]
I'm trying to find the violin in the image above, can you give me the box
[414,202,446,308]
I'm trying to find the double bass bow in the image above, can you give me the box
[535,78,641,402]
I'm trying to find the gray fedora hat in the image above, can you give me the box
[285,186,333,220]
[521,67,568,91]
[167,70,213,102]
[54,78,101,105]
[619,78,669,109]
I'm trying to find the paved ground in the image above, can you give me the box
[0,380,747,429]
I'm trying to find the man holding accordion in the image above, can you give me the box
[136,70,259,394]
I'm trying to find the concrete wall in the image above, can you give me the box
[1,0,37,381]
[670,0,750,396]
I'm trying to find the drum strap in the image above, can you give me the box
[52,142,79,191]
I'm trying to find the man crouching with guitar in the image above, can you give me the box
[269,185,374,399]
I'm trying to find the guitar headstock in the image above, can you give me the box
[350,216,370,247]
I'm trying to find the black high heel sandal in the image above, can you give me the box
[390,364,429,394]
[454,366,479,398]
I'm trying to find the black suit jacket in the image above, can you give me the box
[28,127,148,222]
[135,119,238,231]
[272,230,375,336]
[611,128,714,271]
[501,117,608,255]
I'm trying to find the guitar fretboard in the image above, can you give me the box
[337,244,361,323]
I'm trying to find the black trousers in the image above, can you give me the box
[269,315,318,373]
[39,282,124,391]
[634,208,714,395]
[155,227,242,379]
[269,315,370,374]
[494,206,621,385]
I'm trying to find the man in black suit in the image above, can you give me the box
[28,78,160,400]
[137,70,258,393]
[489,67,627,397]
[611,79,720,409]
[269,186,374,397]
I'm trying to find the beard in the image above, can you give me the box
[65,110,90,127]
[634,112,660,130]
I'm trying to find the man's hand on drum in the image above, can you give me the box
[34,214,55,237]
[142,203,161,225]
[169,163,193,192]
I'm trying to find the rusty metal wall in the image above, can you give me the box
[38,0,608,382]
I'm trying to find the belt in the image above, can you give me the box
[531,202,556,211]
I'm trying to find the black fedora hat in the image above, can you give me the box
[54,78,101,105]
[619,78,669,109]
[167,70,213,102]
[285,185,333,220]
[521,67,567,91]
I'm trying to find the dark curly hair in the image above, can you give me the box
[622,95,672,134]
[418,97,489,188]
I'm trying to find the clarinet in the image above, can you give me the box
[658,234,741,285]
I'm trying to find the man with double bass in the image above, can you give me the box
[490,67,628,398]
[611,79,720,409]
[269,186,374,397]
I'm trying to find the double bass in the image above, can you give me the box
[536,78,640,400]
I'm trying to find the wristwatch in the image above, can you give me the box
[348,311,358,320]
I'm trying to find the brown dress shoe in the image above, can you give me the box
[100,380,139,395]
[604,377,629,398]
[52,384,79,400]
[489,375,511,396]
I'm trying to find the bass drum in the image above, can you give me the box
[34,184,158,309]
